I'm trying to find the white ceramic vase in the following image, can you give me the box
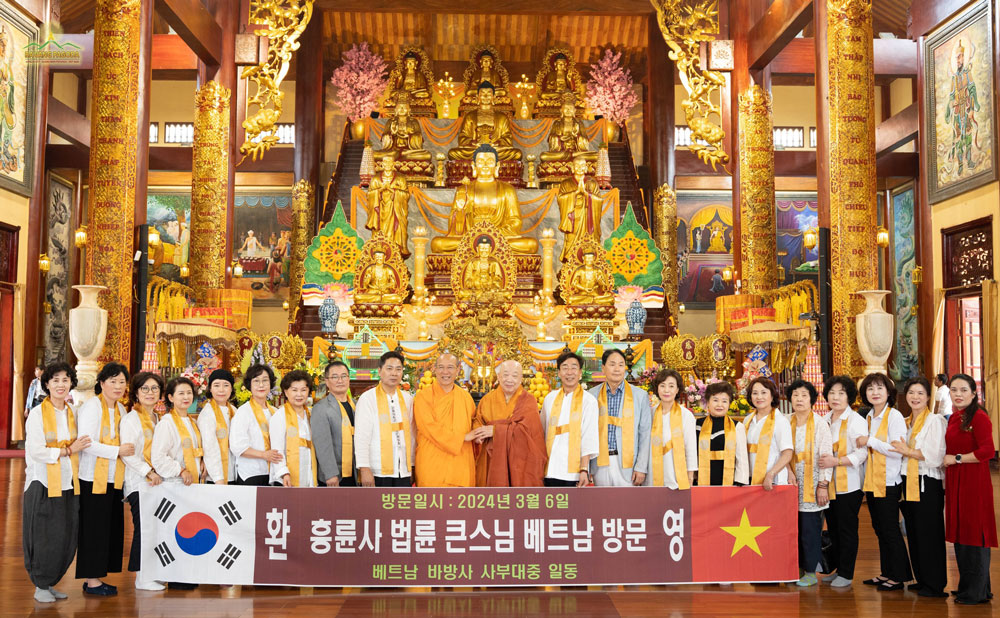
[69,285,107,396]
[855,289,894,376]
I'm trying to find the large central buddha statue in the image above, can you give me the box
[431,144,537,255]
[448,82,522,162]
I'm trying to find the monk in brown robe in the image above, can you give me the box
[472,360,548,486]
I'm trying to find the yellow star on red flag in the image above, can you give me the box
[720,508,770,557]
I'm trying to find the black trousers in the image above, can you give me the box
[866,483,912,583]
[544,478,579,487]
[339,476,357,487]
[235,474,269,486]
[125,491,142,572]
[22,481,78,589]
[798,511,825,572]
[954,543,993,604]
[900,476,946,594]
[824,489,863,579]
[76,480,124,579]
[374,476,412,487]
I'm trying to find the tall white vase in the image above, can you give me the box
[855,289,894,376]
[70,285,107,399]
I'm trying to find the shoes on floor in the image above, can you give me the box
[907,582,924,592]
[34,587,56,603]
[878,581,904,592]
[863,577,887,586]
[830,576,852,588]
[820,572,838,583]
[136,580,166,591]
[917,589,948,598]
[954,596,989,605]
[796,573,818,587]
[82,582,117,596]
[47,587,67,600]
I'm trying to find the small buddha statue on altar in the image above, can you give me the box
[448,82,522,162]
[459,47,512,110]
[375,98,431,163]
[564,251,614,305]
[556,155,604,262]
[432,144,537,254]
[540,94,596,163]
[538,53,583,104]
[355,250,405,304]
[365,152,411,258]
[386,51,432,103]
[461,238,505,294]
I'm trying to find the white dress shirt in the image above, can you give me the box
[744,410,793,485]
[934,386,952,417]
[230,400,274,481]
[151,413,202,480]
[268,408,316,487]
[826,408,868,495]
[198,401,235,483]
[793,412,833,513]
[540,388,599,482]
[906,412,947,485]
[644,403,698,489]
[354,387,414,478]
[120,409,157,496]
[77,396,127,484]
[865,405,907,488]
[23,403,75,492]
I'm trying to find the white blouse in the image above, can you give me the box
[198,401,235,483]
[23,404,75,492]
[865,406,907,488]
[120,409,157,496]
[643,403,698,489]
[151,413,202,480]
[905,412,947,484]
[229,400,274,481]
[269,409,316,487]
[792,412,833,513]
[76,396,127,484]
[744,410,793,485]
[826,409,868,495]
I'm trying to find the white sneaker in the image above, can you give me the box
[34,587,56,603]
[135,578,166,591]
[831,576,853,588]
[820,572,838,583]
[48,587,68,599]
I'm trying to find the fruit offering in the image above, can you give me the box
[418,370,435,391]
[528,372,550,406]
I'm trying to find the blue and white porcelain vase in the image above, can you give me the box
[626,299,647,336]
[319,297,340,334]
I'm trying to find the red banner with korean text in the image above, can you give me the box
[142,484,798,587]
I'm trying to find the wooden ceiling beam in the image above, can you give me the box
[156,0,223,67]
[46,96,90,148]
[748,0,814,70]
[875,102,918,156]
[314,0,653,15]
[770,37,917,76]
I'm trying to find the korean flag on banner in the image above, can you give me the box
[140,483,258,585]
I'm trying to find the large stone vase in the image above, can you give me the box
[855,290,894,376]
[69,285,107,398]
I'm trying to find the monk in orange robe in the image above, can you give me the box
[413,353,477,487]
[472,360,548,487]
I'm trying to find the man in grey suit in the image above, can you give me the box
[588,349,651,486]
[311,361,356,486]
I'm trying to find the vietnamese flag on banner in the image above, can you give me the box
[691,486,799,583]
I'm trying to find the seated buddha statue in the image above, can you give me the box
[460,49,511,107]
[431,144,537,255]
[460,238,505,295]
[354,251,405,304]
[375,99,431,162]
[564,251,614,305]
[540,94,597,162]
[448,82,522,161]
[386,51,432,104]
[538,54,581,104]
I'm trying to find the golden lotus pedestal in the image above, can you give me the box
[393,159,435,186]
[427,253,541,303]
[537,160,597,186]
[349,303,405,339]
[446,160,524,188]
[564,305,617,339]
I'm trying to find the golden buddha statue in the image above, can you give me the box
[556,156,604,262]
[564,251,614,305]
[541,95,597,163]
[375,99,431,163]
[432,144,537,254]
[448,82,522,162]
[707,221,728,253]
[461,238,505,294]
[386,50,433,103]
[355,251,405,304]
[459,46,512,110]
[366,152,411,258]
[538,53,583,103]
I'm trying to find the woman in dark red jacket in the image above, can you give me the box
[942,373,996,606]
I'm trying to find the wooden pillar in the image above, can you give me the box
[647,13,674,227]
[914,22,936,380]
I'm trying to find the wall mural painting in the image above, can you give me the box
[890,183,920,380]
[43,174,73,364]
[0,5,37,196]
[775,193,819,285]
[146,190,192,283]
[231,191,293,306]
[676,191,733,308]
[924,0,997,203]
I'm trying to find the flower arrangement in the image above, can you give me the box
[180,365,210,399]
[728,395,752,418]
[636,364,661,393]
[329,43,389,122]
[586,49,639,126]
[684,376,723,413]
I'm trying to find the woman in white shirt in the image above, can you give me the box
[270,370,318,487]
[743,377,793,490]
[817,375,867,588]
[23,363,91,603]
[644,369,697,489]
[198,369,237,484]
[151,377,203,485]
[230,364,283,485]
[120,372,165,591]
[77,362,134,596]
[785,379,833,587]
[855,372,912,591]
[890,376,947,598]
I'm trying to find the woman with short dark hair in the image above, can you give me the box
[270,370,318,487]
[230,364,282,485]
[743,376,793,490]
[695,381,749,486]
[645,369,697,489]
[198,369,237,485]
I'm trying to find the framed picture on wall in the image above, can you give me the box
[0,4,38,197]
[675,190,734,309]
[924,0,997,204]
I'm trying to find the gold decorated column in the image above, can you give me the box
[827,0,878,377]
[654,183,679,321]
[412,226,429,297]
[189,81,231,302]
[84,0,143,365]
[737,85,777,294]
[287,180,315,325]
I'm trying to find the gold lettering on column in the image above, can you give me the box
[737,84,777,294]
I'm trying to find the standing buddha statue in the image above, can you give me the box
[365,152,411,258]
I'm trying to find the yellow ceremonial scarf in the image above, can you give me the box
[829,411,850,499]
[169,409,203,482]
[546,386,585,474]
[92,397,125,495]
[698,414,736,486]
[597,382,634,467]
[134,404,156,466]
[651,401,690,489]
[209,399,234,484]
[863,406,891,498]
[746,409,777,485]
[41,398,80,498]
[336,396,355,479]
[376,385,412,476]
[791,412,817,503]
[283,403,317,487]
[904,408,931,502]
[248,399,272,450]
